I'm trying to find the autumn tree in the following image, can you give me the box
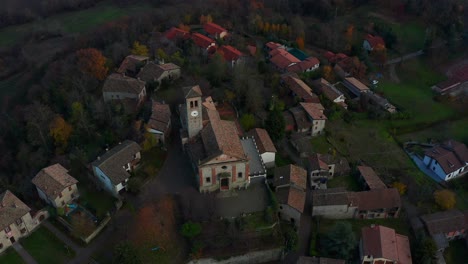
[130,41,149,56]
[76,48,108,81]
[200,15,207,25]
[206,14,213,23]
[321,222,356,260]
[322,65,334,82]
[392,182,407,195]
[240,114,255,131]
[434,189,456,210]
[296,36,305,50]
[178,23,190,32]
[344,24,354,51]
[372,44,387,65]
[49,116,73,154]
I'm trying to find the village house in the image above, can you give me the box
[312,78,348,109]
[363,34,386,51]
[342,77,370,97]
[191,33,217,54]
[300,102,327,136]
[247,128,277,168]
[297,256,345,264]
[164,27,190,41]
[308,154,350,188]
[432,78,468,96]
[365,92,397,113]
[360,225,412,264]
[218,45,243,67]
[311,188,401,219]
[182,86,254,193]
[420,209,468,251]
[147,101,171,145]
[267,42,319,73]
[203,22,228,39]
[357,166,387,190]
[137,61,181,85]
[324,51,349,64]
[422,140,468,181]
[0,190,46,254]
[281,73,320,103]
[91,140,142,197]
[117,55,149,76]
[273,164,307,226]
[102,73,147,112]
[312,188,357,219]
[32,164,79,208]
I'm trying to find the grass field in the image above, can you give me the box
[0,1,152,47]
[0,248,25,264]
[379,59,456,128]
[391,21,426,52]
[22,227,75,264]
[327,174,361,192]
[397,117,468,144]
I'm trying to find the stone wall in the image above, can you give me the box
[186,247,283,264]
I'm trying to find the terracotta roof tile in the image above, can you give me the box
[300,102,327,120]
[357,166,386,190]
[204,22,227,36]
[192,33,216,49]
[183,85,202,99]
[354,188,401,211]
[201,120,246,161]
[266,42,282,50]
[32,164,78,200]
[247,128,277,154]
[0,190,30,230]
[424,140,468,174]
[344,77,370,93]
[273,164,307,190]
[219,45,243,61]
[282,74,320,103]
[165,27,190,40]
[313,78,344,101]
[276,186,306,213]
[289,106,312,130]
[361,225,412,264]
[137,62,180,82]
[270,49,301,70]
[365,34,386,49]
[312,188,350,206]
[287,57,320,73]
[103,73,146,95]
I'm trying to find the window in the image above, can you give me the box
[206,177,211,183]
[221,166,227,170]
[329,172,332,176]
[0,244,3,249]
[4,226,11,233]
[68,186,72,191]
[61,201,65,206]
[432,167,436,171]
[190,101,194,108]
[20,228,26,234]
[279,206,283,210]
[15,218,22,226]
[238,172,243,178]
[59,193,63,198]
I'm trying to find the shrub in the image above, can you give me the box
[181,221,202,239]
[434,189,456,210]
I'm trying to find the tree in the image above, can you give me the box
[413,231,437,264]
[434,189,456,210]
[392,182,407,195]
[322,65,334,82]
[76,48,108,81]
[206,53,227,87]
[344,24,355,51]
[24,102,55,150]
[113,241,142,264]
[130,41,149,56]
[240,114,255,131]
[264,109,285,142]
[206,14,213,23]
[49,116,73,153]
[321,222,356,260]
[296,36,305,50]
[181,221,202,239]
[372,44,387,65]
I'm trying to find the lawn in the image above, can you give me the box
[310,135,334,154]
[0,1,152,47]
[327,174,361,192]
[397,117,468,144]
[378,59,456,128]
[444,240,468,264]
[0,248,25,264]
[390,21,426,52]
[22,227,75,264]
[78,184,116,219]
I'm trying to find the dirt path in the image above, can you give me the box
[389,64,400,83]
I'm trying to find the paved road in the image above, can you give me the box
[12,242,38,264]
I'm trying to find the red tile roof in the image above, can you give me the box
[421,209,468,236]
[287,57,320,73]
[165,27,190,40]
[365,34,385,49]
[270,49,301,70]
[204,22,227,36]
[357,166,386,190]
[424,140,468,174]
[201,119,246,161]
[219,45,243,61]
[248,128,277,154]
[247,45,257,56]
[361,225,412,264]
[276,186,306,213]
[300,102,327,120]
[273,164,307,190]
[0,190,31,230]
[282,74,320,103]
[192,33,215,49]
[266,42,282,50]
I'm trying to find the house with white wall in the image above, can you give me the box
[422,140,468,181]
[247,128,277,168]
[92,140,142,197]
[32,164,79,208]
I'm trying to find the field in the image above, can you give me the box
[327,174,361,192]
[0,73,25,99]
[21,227,75,264]
[0,1,152,47]
[0,248,25,264]
[397,117,468,144]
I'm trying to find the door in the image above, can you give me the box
[220,178,229,190]
[10,236,15,243]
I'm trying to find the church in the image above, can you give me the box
[180,85,252,193]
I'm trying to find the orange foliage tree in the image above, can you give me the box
[372,44,387,65]
[344,24,354,51]
[392,182,407,195]
[434,190,456,210]
[178,23,190,32]
[76,48,108,80]
[296,36,305,50]
[322,65,334,82]
[49,116,73,153]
